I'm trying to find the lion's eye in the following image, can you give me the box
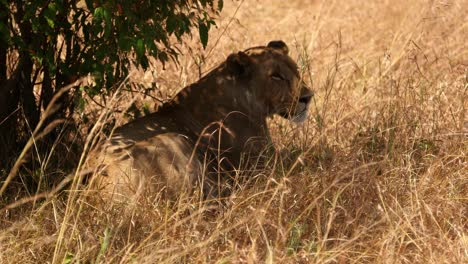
[271,73,285,81]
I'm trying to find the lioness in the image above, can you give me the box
[87,40,313,202]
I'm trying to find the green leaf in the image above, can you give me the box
[62,252,74,264]
[94,7,104,22]
[45,17,55,28]
[44,3,57,29]
[30,54,43,66]
[95,227,111,264]
[48,3,57,13]
[78,97,86,113]
[136,39,145,58]
[198,21,209,49]
[218,0,224,11]
[143,102,151,115]
[103,8,111,37]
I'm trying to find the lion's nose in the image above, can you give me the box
[299,93,313,104]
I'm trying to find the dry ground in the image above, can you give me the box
[1,0,467,263]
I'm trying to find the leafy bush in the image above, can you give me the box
[0,0,222,166]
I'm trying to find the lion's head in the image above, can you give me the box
[225,40,314,123]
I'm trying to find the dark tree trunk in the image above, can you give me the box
[0,44,5,85]
[0,64,21,169]
[41,67,53,112]
[0,3,39,168]
[18,56,39,132]
[0,9,7,83]
[0,8,11,124]
[16,3,39,133]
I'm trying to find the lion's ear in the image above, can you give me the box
[226,51,252,76]
[267,40,289,55]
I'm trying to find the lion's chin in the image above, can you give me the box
[290,102,310,123]
[278,108,309,123]
[291,110,308,123]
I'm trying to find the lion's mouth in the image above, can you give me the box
[278,103,309,123]
[279,111,291,119]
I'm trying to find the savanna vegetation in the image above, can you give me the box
[0,0,466,263]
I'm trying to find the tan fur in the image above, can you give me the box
[86,41,314,202]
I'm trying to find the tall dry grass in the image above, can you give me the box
[1,0,467,263]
